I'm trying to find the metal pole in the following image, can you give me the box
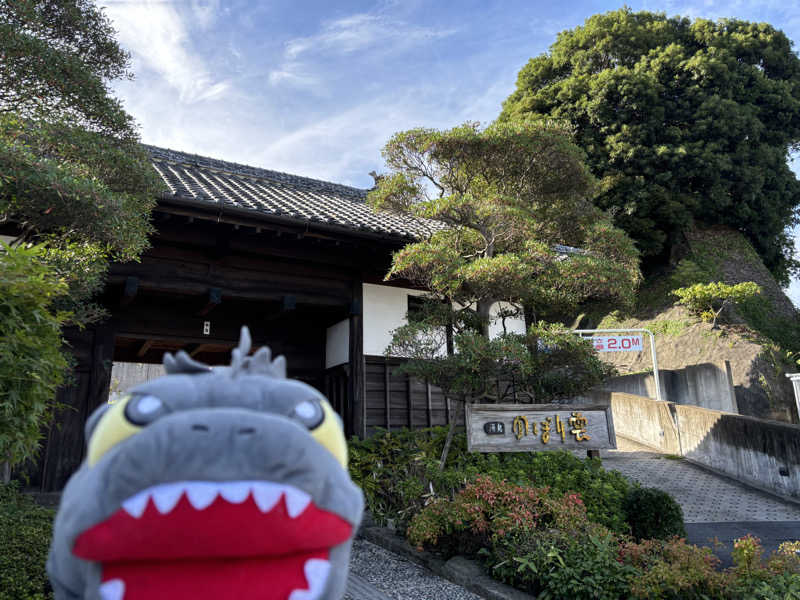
[786,374,800,422]
[647,329,663,403]
[571,328,663,403]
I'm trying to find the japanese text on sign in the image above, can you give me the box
[465,404,616,453]
[590,335,643,353]
[512,412,591,444]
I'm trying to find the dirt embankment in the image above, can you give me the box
[593,227,799,423]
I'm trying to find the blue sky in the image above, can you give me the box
[100,0,800,305]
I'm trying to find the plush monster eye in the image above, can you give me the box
[291,399,324,430]
[125,394,169,426]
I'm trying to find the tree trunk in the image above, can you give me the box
[477,299,492,338]
[2,460,10,485]
[445,298,454,356]
[438,400,462,470]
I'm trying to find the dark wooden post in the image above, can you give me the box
[38,324,115,491]
[383,362,391,431]
[348,281,365,438]
[407,374,413,429]
[426,381,432,428]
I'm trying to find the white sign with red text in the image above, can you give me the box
[591,335,643,353]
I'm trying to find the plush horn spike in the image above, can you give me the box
[173,351,212,374]
[250,347,273,375]
[163,353,178,374]
[271,355,287,379]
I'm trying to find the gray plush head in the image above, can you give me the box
[48,327,363,600]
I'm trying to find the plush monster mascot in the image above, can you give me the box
[48,327,363,600]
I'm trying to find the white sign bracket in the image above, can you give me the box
[572,328,662,403]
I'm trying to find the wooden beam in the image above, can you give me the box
[120,276,138,307]
[348,280,365,438]
[407,374,412,429]
[136,339,154,358]
[189,343,212,357]
[384,362,391,431]
[196,287,222,317]
[426,381,432,428]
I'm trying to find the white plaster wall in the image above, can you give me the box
[487,301,527,338]
[363,284,529,357]
[363,283,428,356]
[325,319,350,368]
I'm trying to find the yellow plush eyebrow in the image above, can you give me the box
[87,396,142,467]
[310,399,348,468]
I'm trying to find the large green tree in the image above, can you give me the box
[0,0,161,472]
[370,119,637,405]
[369,119,639,464]
[500,8,800,284]
[0,0,163,323]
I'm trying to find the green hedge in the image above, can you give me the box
[349,426,635,534]
[0,483,53,600]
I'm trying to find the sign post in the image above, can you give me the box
[572,328,662,403]
[465,404,616,455]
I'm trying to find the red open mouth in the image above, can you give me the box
[72,480,353,600]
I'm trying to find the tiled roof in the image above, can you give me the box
[147,146,441,241]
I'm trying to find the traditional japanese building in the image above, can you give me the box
[32,146,530,490]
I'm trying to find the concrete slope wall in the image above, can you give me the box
[609,392,800,501]
[609,393,681,455]
[602,361,738,413]
[675,404,800,500]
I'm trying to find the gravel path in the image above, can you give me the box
[345,539,482,600]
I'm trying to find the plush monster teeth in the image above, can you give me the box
[121,490,150,519]
[284,488,312,518]
[99,579,125,600]
[185,482,219,510]
[288,558,331,600]
[119,480,315,517]
[251,481,283,512]
[151,482,185,514]
[219,481,251,504]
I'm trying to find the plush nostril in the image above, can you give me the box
[237,427,256,435]
[191,424,209,432]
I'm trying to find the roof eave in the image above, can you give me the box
[156,193,418,246]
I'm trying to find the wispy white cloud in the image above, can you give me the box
[101,0,230,104]
[285,13,455,59]
[269,12,457,91]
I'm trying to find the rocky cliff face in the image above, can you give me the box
[591,227,799,423]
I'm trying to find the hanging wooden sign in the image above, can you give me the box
[465,403,616,453]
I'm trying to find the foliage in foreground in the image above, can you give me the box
[408,477,800,599]
[624,486,687,542]
[0,244,69,472]
[348,426,634,534]
[0,0,163,326]
[0,483,54,600]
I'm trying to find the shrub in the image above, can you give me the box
[624,486,686,541]
[672,281,761,328]
[621,537,730,599]
[0,243,69,473]
[407,475,587,554]
[493,526,638,599]
[348,427,632,533]
[0,483,54,599]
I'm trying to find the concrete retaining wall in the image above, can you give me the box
[609,392,800,500]
[602,361,738,413]
[608,393,681,455]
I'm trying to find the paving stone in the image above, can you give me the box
[597,438,800,523]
